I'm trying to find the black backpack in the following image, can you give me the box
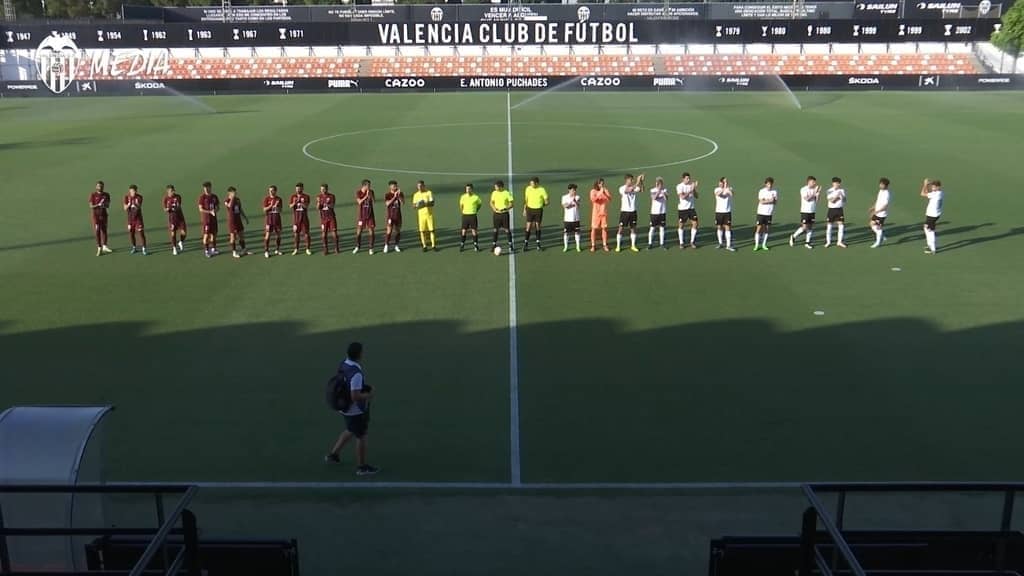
[325,371,351,411]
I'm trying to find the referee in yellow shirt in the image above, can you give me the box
[523,176,549,252]
[459,183,483,252]
[490,179,514,253]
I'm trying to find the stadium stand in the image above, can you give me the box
[62,47,980,81]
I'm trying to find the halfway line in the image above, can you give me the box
[506,91,522,486]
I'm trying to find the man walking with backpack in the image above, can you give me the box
[325,342,379,476]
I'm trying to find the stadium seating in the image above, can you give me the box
[75,52,978,80]
[661,52,976,75]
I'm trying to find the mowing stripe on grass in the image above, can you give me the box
[507,91,522,486]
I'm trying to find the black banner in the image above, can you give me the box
[3,74,1021,97]
[0,19,1002,48]
[120,0,1013,22]
[708,3,856,20]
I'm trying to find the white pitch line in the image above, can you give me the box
[506,90,522,486]
[301,122,719,177]
[134,481,803,491]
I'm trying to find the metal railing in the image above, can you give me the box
[799,482,1024,576]
[0,484,199,576]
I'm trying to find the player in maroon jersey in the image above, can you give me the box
[89,180,112,256]
[163,185,187,255]
[197,181,220,258]
[316,183,339,255]
[123,184,147,255]
[289,182,313,255]
[384,180,404,253]
[224,186,251,259]
[353,179,376,254]
[262,185,284,258]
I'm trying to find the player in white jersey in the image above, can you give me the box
[868,177,891,248]
[754,177,778,251]
[676,172,700,249]
[616,173,643,252]
[648,177,669,249]
[823,177,847,248]
[789,176,820,249]
[561,184,582,253]
[713,177,736,251]
[921,178,944,254]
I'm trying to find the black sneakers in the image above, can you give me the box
[356,465,380,476]
[324,453,340,464]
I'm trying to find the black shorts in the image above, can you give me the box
[715,212,732,226]
[924,215,940,230]
[343,411,370,439]
[493,212,510,230]
[677,209,698,224]
[756,214,773,226]
[650,214,667,227]
[526,208,543,224]
[871,214,886,226]
[461,214,479,231]
[827,208,845,223]
[563,221,580,233]
[619,211,638,227]
[800,212,815,226]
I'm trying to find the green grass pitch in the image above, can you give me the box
[1,90,1023,489]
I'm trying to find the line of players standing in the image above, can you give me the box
[86,173,946,257]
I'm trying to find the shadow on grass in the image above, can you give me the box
[1,316,1023,484]
[0,137,95,151]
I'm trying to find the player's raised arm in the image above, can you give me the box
[920,178,931,198]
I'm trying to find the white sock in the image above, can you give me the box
[761,232,769,248]
[805,230,812,244]
[837,224,845,244]
[725,230,732,247]
[678,228,684,245]
[926,228,936,251]
[690,228,696,244]
[874,227,883,244]
[630,232,636,248]
[656,227,663,246]
[616,232,622,250]
[648,228,654,246]
[563,233,569,250]
[574,233,580,250]
[826,224,832,244]
[792,227,803,239]
[754,231,760,245]
[716,229,723,245]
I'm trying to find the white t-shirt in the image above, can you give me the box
[874,189,891,218]
[925,189,944,217]
[562,193,580,222]
[757,188,778,216]
[619,185,638,213]
[649,187,668,215]
[799,185,819,214]
[826,187,846,209]
[676,182,696,210]
[714,187,733,213]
